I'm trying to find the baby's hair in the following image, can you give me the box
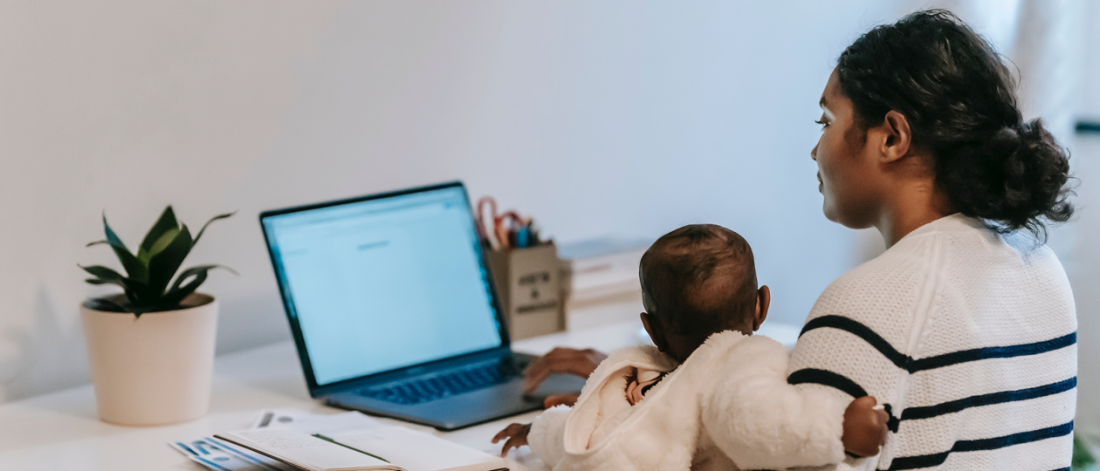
[639,224,758,337]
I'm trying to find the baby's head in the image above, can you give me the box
[638,224,770,363]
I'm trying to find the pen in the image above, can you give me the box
[312,433,390,463]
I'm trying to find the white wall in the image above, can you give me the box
[0,1,901,401]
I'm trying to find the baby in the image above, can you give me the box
[493,224,887,470]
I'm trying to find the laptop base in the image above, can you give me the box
[324,353,586,431]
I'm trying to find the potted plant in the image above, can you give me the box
[80,206,233,426]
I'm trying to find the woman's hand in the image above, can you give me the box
[841,396,890,458]
[522,347,607,393]
[492,422,533,457]
[543,392,581,408]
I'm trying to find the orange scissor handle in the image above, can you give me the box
[477,196,529,250]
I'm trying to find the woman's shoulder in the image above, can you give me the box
[812,214,1064,313]
[810,235,940,320]
[805,215,1073,342]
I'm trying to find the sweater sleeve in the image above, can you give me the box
[527,405,571,468]
[783,315,907,471]
[701,336,849,470]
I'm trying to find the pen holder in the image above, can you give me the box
[485,243,566,340]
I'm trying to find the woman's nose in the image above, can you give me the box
[811,143,819,161]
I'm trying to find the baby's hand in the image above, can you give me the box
[841,396,889,458]
[492,422,532,457]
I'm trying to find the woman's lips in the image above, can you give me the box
[817,173,823,192]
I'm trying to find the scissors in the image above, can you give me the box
[476,196,527,250]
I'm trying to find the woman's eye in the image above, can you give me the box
[814,119,829,129]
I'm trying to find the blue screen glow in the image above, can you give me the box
[264,186,503,386]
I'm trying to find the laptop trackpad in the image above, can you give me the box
[526,373,586,399]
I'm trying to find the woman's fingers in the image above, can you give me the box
[523,368,552,393]
[543,392,581,408]
[522,347,605,392]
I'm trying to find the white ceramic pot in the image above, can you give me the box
[81,293,218,426]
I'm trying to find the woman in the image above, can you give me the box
[524,10,1077,470]
[789,10,1076,470]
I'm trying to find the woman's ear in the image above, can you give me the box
[879,110,912,163]
[640,312,668,353]
[752,285,771,332]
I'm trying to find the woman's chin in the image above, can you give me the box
[822,201,840,223]
[822,202,866,229]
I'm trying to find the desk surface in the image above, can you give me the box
[0,298,799,471]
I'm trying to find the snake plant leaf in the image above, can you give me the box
[146,224,193,296]
[84,297,127,313]
[192,211,235,247]
[139,227,181,265]
[139,206,179,254]
[80,264,155,304]
[102,214,149,284]
[83,208,234,316]
[161,268,209,307]
[162,264,236,306]
[80,265,131,289]
[167,264,234,290]
[83,280,145,307]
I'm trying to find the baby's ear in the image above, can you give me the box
[752,285,771,331]
[640,312,668,353]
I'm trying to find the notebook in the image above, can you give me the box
[214,426,507,471]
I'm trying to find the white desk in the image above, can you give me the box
[0,300,655,471]
[0,297,798,471]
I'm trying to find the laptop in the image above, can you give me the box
[259,182,584,431]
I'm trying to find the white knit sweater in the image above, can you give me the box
[788,214,1078,470]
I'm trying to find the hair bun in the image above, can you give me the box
[992,125,1021,149]
[938,118,1073,237]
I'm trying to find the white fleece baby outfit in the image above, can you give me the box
[527,330,850,471]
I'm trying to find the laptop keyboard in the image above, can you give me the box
[357,360,522,406]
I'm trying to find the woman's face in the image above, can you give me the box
[811,69,884,229]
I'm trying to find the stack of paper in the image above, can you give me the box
[559,237,650,303]
[170,409,505,471]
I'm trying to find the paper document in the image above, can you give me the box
[217,429,396,471]
[329,427,505,471]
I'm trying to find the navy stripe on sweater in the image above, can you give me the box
[798,315,1076,373]
[901,377,1077,421]
[786,368,868,398]
[883,421,1074,470]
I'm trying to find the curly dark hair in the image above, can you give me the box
[836,9,1073,239]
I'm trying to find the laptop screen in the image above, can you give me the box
[262,185,504,387]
